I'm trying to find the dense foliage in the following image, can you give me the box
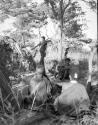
[0,40,13,81]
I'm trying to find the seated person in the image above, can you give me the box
[87,71,98,94]
[57,58,71,81]
[48,60,58,77]
[86,71,98,108]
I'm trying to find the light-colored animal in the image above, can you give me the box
[30,75,51,102]
[54,80,90,115]
[17,71,51,107]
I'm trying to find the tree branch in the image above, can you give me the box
[49,1,58,19]
[63,0,71,14]
[81,0,97,12]
[5,36,17,43]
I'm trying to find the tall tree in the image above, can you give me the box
[42,0,84,60]
[43,0,97,61]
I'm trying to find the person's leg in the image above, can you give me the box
[40,53,45,65]
[40,54,53,88]
[59,69,65,80]
[63,70,70,80]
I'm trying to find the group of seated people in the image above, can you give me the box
[48,58,71,81]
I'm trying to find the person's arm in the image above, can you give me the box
[33,49,37,57]
[32,43,41,50]
[47,40,52,43]
[55,64,59,72]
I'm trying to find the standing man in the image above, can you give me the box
[39,36,50,77]
[40,36,48,65]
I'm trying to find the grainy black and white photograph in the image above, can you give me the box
[0,0,97,125]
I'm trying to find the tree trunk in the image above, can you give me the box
[60,22,63,60]
[88,47,97,82]
[58,0,64,61]
[58,25,63,61]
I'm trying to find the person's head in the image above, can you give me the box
[53,60,58,66]
[53,60,58,64]
[36,65,44,79]
[27,52,31,56]
[41,36,45,43]
[65,58,70,62]
[65,58,71,65]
